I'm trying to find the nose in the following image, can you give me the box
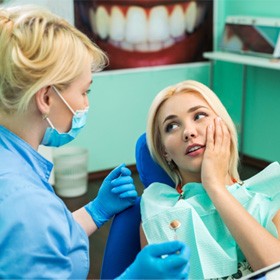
[183,126,196,141]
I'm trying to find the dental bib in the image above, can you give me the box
[141,162,280,279]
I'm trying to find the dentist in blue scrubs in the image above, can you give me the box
[0,5,190,279]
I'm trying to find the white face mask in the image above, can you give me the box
[41,86,89,147]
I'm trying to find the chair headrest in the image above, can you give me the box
[135,133,174,188]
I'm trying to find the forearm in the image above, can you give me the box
[72,207,98,236]
[208,186,280,271]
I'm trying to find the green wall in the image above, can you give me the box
[213,0,280,163]
[71,0,280,172]
[69,64,210,172]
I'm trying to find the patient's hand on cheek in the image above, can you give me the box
[201,117,231,192]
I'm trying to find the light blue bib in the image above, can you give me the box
[141,162,280,279]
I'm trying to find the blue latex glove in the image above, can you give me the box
[116,241,190,279]
[85,164,137,228]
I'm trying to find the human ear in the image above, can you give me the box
[162,148,172,163]
[35,86,51,116]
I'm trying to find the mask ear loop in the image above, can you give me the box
[51,86,76,115]
[42,113,55,129]
[45,117,55,129]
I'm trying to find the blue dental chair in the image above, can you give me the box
[100,133,173,279]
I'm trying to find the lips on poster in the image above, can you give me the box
[74,0,213,70]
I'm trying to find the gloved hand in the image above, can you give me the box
[116,241,190,279]
[85,164,137,228]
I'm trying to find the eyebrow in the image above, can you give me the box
[162,105,209,125]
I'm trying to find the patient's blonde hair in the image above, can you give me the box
[0,5,108,114]
[147,80,240,185]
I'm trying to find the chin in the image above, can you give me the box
[179,160,202,180]
[75,0,213,70]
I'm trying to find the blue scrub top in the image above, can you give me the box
[0,126,89,279]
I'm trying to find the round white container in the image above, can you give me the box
[53,147,88,197]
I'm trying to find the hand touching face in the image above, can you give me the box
[201,116,232,190]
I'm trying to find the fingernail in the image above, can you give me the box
[217,117,222,122]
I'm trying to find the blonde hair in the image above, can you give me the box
[0,5,108,114]
[147,80,240,185]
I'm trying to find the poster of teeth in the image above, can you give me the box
[74,0,213,70]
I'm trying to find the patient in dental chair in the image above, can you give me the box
[139,80,280,279]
